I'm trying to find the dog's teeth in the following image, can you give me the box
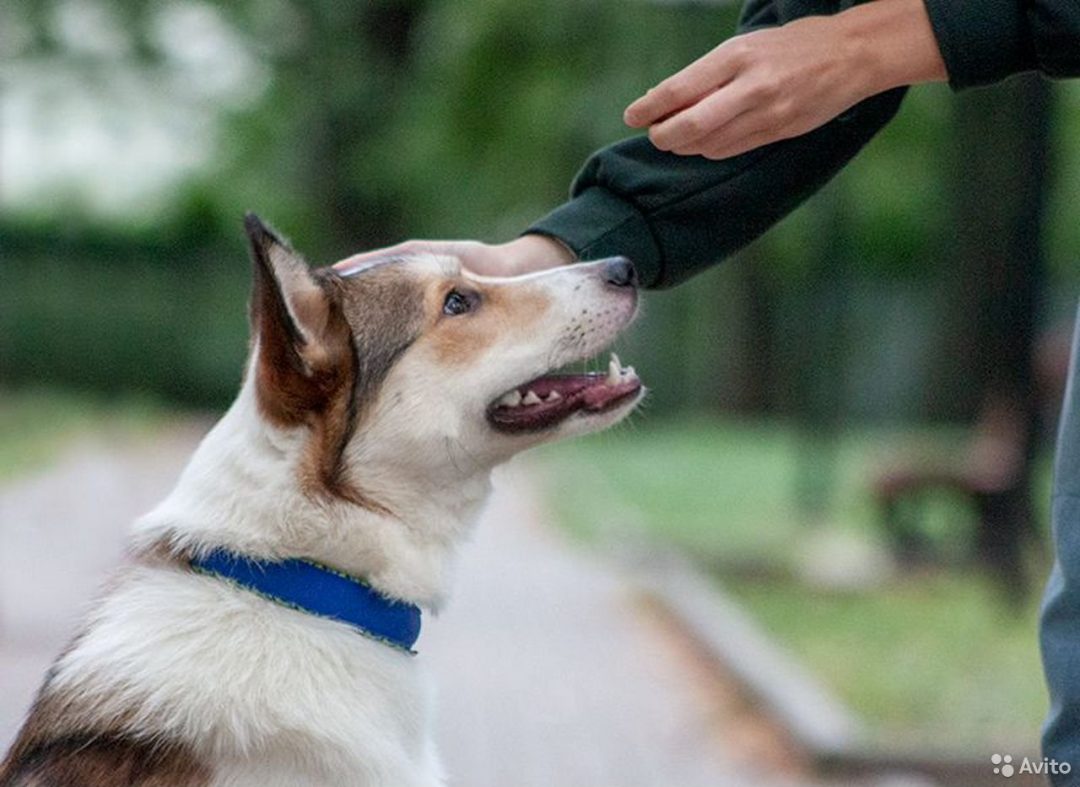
[522,390,542,406]
[498,390,522,408]
[546,391,562,402]
[606,357,621,386]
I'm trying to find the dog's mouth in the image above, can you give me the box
[487,353,642,433]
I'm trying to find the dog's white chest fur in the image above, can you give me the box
[52,564,444,787]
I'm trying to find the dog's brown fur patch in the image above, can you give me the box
[0,735,209,787]
[301,266,429,510]
[0,687,209,787]
[423,277,552,368]
[245,219,429,513]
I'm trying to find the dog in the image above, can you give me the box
[0,214,643,787]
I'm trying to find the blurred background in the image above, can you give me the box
[3,0,1079,778]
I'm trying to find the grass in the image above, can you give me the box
[727,573,1045,752]
[536,416,1050,752]
[0,388,169,482]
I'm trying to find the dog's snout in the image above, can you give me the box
[601,257,637,289]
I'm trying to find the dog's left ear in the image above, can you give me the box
[244,213,352,425]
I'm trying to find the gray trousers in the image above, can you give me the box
[1042,309,1080,783]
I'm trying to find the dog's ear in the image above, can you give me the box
[244,213,351,425]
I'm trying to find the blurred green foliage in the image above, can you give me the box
[729,572,1045,750]
[1,209,249,404]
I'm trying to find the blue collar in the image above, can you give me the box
[190,549,422,654]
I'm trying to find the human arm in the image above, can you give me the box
[499,0,920,288]
[517,0,1080,288]
[376,0,1080,286]
[624,0,946,161]
[627,0,1080,160]
[522,0,941,288]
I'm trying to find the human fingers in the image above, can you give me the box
[623,41,742,128]
[463,236,575,278]
[332,240,423,273]
[648,80,757,153]
[332,240,480,276]
[695,114,784,160]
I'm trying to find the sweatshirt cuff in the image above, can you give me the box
[922,0,1033,89]
[526,186,664,288]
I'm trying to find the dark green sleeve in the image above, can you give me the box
[527,90,904,289]
[526,1,906,289]
[922,0,1080,89]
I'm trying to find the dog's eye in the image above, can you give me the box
[443,290,473,316]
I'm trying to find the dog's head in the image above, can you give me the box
[245,214,643,510]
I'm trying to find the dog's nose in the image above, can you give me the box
[602,257,638,288]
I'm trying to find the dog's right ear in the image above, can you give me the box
[244,213,351,426]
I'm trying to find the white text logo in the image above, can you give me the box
[992,753,1071,778]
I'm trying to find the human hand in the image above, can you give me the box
[624,0,946,160]
[333,234,575,278]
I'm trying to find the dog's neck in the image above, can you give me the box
[134,382,492,609]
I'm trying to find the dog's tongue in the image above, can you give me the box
[488,354,641,433]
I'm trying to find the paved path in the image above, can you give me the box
[0,423,835,785]
[0,425,212,740]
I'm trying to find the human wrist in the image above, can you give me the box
[837,0,948,95]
